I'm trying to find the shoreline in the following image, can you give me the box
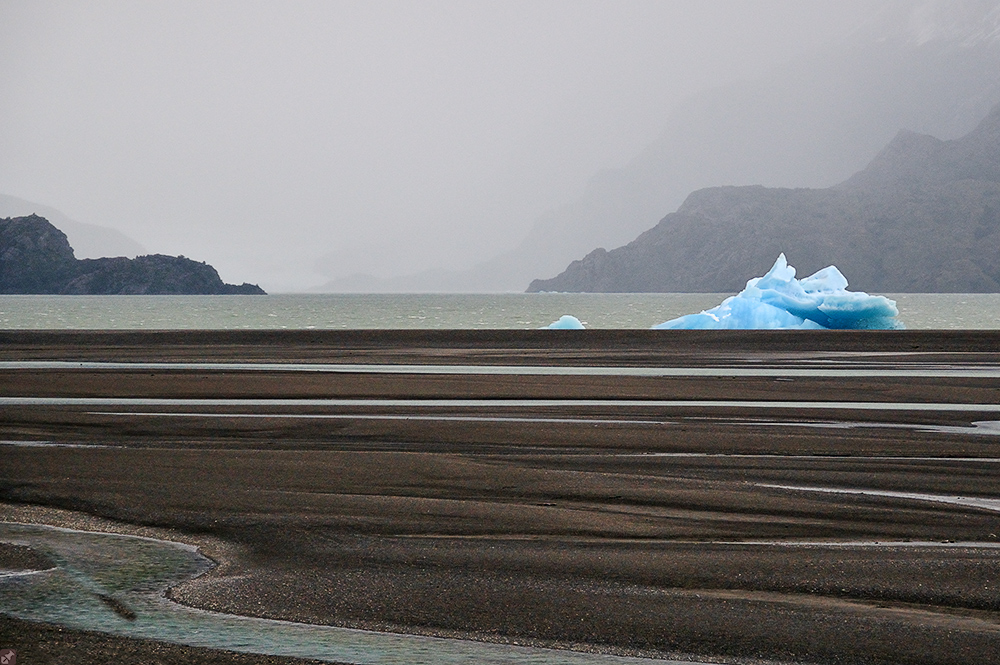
[0,506,763,665]
[9,507,975,665]
[3,330,1000,664]
[0,507,741,665]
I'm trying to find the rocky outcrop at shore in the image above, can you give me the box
[0,215,265,295]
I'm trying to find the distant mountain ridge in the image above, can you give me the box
[527,103,1000,294]
[0,215,265,295]
[314,1,1000,293]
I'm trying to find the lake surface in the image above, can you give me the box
[0,293,997,329]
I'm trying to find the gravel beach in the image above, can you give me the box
[3,330,1000,664]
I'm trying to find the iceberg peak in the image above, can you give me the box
[752,253,796,289]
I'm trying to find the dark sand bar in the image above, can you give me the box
[3,330,1000,664]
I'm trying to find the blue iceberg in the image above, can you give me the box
[652,254,902,330]
[543,315,586,329]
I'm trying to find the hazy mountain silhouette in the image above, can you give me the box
[316,1,1000,293]
[528,102,1000,293]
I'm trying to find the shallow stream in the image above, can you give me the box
[0,522,688,664]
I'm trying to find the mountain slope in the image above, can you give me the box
[312,1,1000,293]
[527,104,1000,294]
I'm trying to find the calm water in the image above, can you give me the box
[0,293,997,329]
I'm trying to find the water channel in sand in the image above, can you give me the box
[759,485,1000,514]
[7,523,1000,664]
[0,523,692,665]
[5,396,1000,413]
[4,361,1000,378]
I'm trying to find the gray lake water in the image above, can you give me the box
[0,293,997,329]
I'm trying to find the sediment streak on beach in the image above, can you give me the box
[3,329,1000,664]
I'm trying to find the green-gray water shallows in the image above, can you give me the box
[0,293,997,329]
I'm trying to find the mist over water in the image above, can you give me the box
[0,1,917,292]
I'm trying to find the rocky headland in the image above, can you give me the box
[0,214,265,295]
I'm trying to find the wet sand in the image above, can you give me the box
[3,330,1000,664]
[0,615,331,665]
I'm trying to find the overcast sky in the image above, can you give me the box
[0,1,891,291]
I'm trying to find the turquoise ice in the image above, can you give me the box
[543,315,586,329]
[652,254,902,330]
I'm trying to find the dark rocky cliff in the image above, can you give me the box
[528,104,1000,293]
[0,215,265,295]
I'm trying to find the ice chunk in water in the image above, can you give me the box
[543,315,586,329]
[653,254,902,330]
